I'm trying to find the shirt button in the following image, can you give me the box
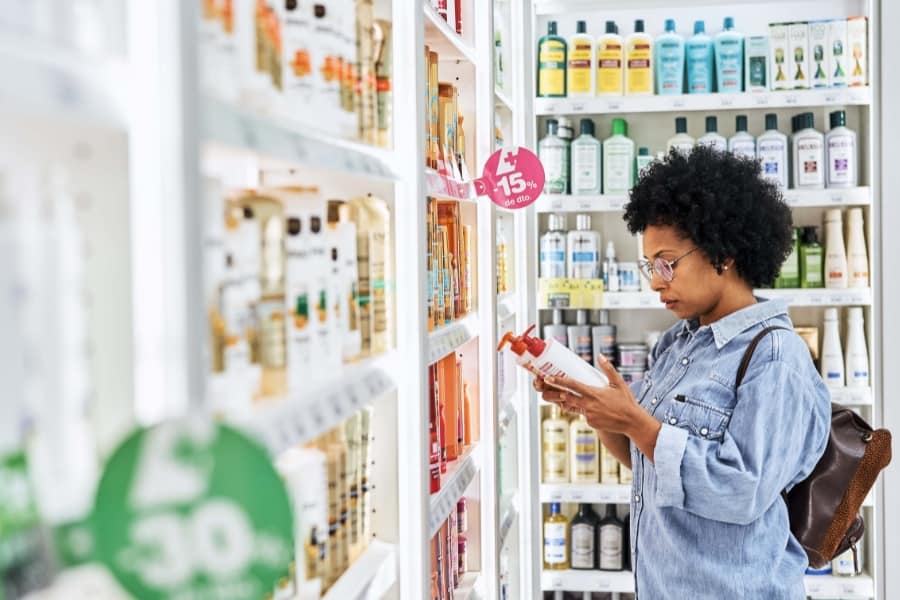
[651,397,658,405]
[681,358,689,365]
[634,494,641,503]
[669,418,677,425]
[700,427,709,436]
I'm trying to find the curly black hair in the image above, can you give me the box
[623,144,793,289]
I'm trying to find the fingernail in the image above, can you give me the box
[545,377,555,385]
[597,354,607,364]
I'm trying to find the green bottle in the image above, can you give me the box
[775,228,800,288]
[799,226,825,289]
[537,21,567,97]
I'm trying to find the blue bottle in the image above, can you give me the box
[655,19,685,95]
[715,17,745,93]
[686,20,714,94]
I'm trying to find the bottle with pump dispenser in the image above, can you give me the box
[824,208,848,289]
[498,324,609,390]
[826,110,857,188]
[539,119,569,195]
[567,310,594,364]
[820,307,845,387]
[567,21,595,96]
[597,21,624,95]
[715,17,745,93]
[686,20,714,94]
[567,214,600,279]
[729,115,756,160]
[655,19,685,95]
[846,208,869,288]
[757,113,789,188]
[571,119,602,195]
[844,307,869,388]
[668,117,695,154]
[698,116,727,152]
[603,118,634,194]
[625,19,654,95]
[537,21,567,97]
[541,214,568,278]
[603,241,620,292]
[793,112,825,190]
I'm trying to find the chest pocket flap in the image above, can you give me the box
[663,396,732,441]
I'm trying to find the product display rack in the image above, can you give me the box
[519,1,886,599]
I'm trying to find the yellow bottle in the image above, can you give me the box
[625,19,654,95]
[597,21,625,95]
[542,406,570,483]
[567,20,595,96]
[543,502,570,570]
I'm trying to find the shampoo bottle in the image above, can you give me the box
[540,214,567,279]
[728,115,756,160]
[571,119,603,195]
[537,21,567,97]
[655,19,685,95]
[824,208,848,289]
[698,116,727,152]
[539,119,569,195]
[570,417,600,484]
[498,324,610,389]
[598,504,625,571]
[825,110,857,188]
[793,112,825,190]
[715,17,744,93]
[625,19,653,96]
[543,502,570,569]
[603,241,620,293]
[635,147,654,181]
[567,309,594,363]
[846,208,869,288]
[757,113,789,189]
[602,118,634,195]
[799,226,824,288]
[820,307,845,387]
[567,214,601,279]
[570,503,599,569]
[543,309,569,347]
[567,21,596,96]
[844,307,869,388]
[596,21,624,95]
[686,20,714,94]
[541,408,569,484]
[667,116,695,154]
[775,227,800,289]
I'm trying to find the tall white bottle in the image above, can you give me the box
[571,118,603,195]
[824,209,848,289]
[793,112,825,190]
[757,113,789,189]
[540,214,568,278]
[667,117,695,154]
[820,307,845,388]
[825,110,858,188]
[845,208,869,288]
[728,115,757,160]
[698,116,727,152]
[567,214,601,279]
[844,307,869,388]
[603,241,620,292]
[569,414,600,483]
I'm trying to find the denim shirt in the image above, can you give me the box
[629,299,831,599]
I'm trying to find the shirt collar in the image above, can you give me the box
[678,298,789,349]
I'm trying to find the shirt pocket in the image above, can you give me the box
[663,395,732,441]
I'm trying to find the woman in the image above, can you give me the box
[535,145,831,598]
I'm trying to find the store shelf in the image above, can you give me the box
[426,168,476,201]
[540,483,632,504]
[594,289,873,310]
[430,444,482,537]
[230,352,398,456]
[0,32,127,129]
[541,569,635,593]
[830,387,874,406]
[536,188,871,214]
[321,540,398,600]
[428,313,479,364]
[804,574,874,599]
[494,88,514,112]
[534,88,872,117]
[202,96,398,180]
[498,494,519,552]
[453,572,483,600]
[498,397,517,439]
[423,2,477,63]
[497,291,517,322]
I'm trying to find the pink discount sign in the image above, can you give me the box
[473,146,545,209]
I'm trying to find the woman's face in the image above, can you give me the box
[641,225,728,322]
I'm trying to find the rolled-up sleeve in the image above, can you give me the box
[653,360,830,525]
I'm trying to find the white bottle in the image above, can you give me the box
[826,110,858,188]
[757,113,789,189]
[542,406,570,483]
[793,112,826,190]
[667,117,695,154]
[500,324,609,389]
[729,115,756,160]
[821,307,845,388]
[570,414,600,483]
[603,241,620,292]
[540,214,567,278]
[571,119,603,195]
[567,214,601,279]
[567,20,596,96]
[698,116,727,152]
[539,119,569,195]
[833,541,863,576]
[844,307,869,388]
[845,208,869,288]
[824,209,848,289]
[602,118,634,195]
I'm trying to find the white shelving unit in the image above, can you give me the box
[322,541,399,600]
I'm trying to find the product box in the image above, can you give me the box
[808,21,830,89]
[788,22,811,90]
[828,19,849,88]
[769,23,790,90]
[745,35,769,92]
[847,16,868,87]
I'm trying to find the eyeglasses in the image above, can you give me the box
[639,247,700,283]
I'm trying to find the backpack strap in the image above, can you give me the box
[734,325,790,388]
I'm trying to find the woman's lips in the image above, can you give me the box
[662,299,678,309]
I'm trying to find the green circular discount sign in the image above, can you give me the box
[67,419,293,600]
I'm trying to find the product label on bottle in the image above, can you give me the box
[797,139,825,187]
[657,41,683,94]
[804,253,824,285]
[539,40,566,96]
[571,524,596,568]
[544,523,568,564]
[826,251,847,287]
[568,40,594,94]
[686,42,712,93]
[604,147,632,194]
[827,134,855,185]
[540,145,568,194]
[717,39,743,92]
[758,139,786,186]
[572,144,601,193]
[599,524,623,569]
[597,42,624,94]
[748,53,768,89]
[626,42,652,93]
[730,140,756,160]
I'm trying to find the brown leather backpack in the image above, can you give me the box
[737,326,892,571]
